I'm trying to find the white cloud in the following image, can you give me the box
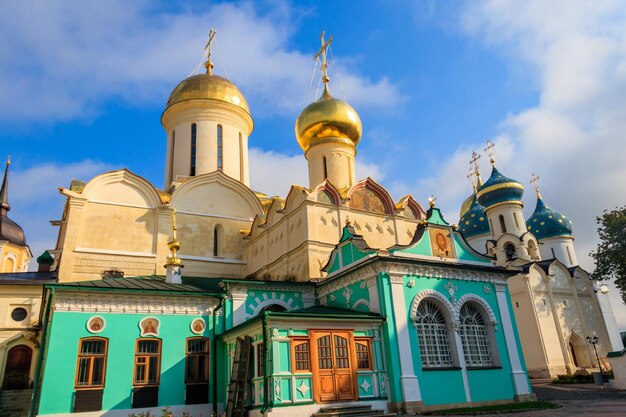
[408,0,626,327]
[8,160,114,270]
[0,1,403,123]
[249,147,386,197]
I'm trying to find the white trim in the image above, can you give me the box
[179,254,245,264]
[74,247,157,258]
[495,287,531,395]
[454,293,498,324]
[87,199,153,209]
[392,251,491,267]
[175,209,253,222]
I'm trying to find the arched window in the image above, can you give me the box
[415,299,452,368]
[459,303,493,367]
[504,243,516,261]
[213,224,223,257]
[499,215,507,234]
[489,218,495,237]
[259,304,287,313]
[239,132,244,181]
[217,125,223,171]
[75,338,108,389]
[186,337,209,384]
[169,130,176,183]
[323,156,328,180]
[513,212,520,230]
[190,123,197,176]
[134,339,161,386]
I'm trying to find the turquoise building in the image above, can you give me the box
[33,206,532,417]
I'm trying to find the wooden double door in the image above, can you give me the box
[310,331,357,403]
[3,345,32,390]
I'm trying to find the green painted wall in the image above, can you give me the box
[324,280,370,311]
[38,311,213,415]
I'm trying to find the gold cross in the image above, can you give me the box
[428,195,437,208]
[467,166,476,191]
[204,28,217,75]
[530,173,542,198]
[314,32,333,87]
[484,141,496,165]
[469,150,482,185]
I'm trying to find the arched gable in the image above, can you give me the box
[170,171,263,219]
[284,186,309,214]
[348,177,395,215]
[81,169,162,209]
[314,180,341,206]
[265,198,285,228]
[409,289,455,327]
[396,195,426,220]
[455,293,498,324]
[247,299,293,319]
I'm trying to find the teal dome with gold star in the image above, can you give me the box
[459,195,489,238]
[526,195,573,240]
[476,166,524,209]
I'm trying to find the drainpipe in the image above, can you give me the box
[260,312,269,415]
[213,296,225,417]
[29,287,54,417]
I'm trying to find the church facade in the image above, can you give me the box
[8,33,619,417]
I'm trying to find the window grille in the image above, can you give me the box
[134,339,161,386]
[186,337,209,384]
[415,300,452,368]
[75,338,108,388]
[459,303,493,367]
[292,339,310,372]
[355,339,371,370]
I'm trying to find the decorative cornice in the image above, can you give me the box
[54,292,217,315]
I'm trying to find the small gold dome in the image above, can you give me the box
[459,193,474,218]
[166,74,250,114]
[295,87,362,153]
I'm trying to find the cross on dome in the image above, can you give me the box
[469,150,482,188]
[314,32,333,96]
[484,141,496,165]
[530,173,542,198]
[428,195,437,208]
[204,28,217,75]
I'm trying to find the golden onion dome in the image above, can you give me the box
[459,193,474,218]
[295,86,362,153]
[166,74,250,114]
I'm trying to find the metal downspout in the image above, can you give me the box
[261,312,269,415]
[213,296,225,417]
[28,287,54,417]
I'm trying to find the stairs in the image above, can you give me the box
[0,389,33,417]
[313,404,396,417]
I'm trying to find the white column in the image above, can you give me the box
[367,276,380,314]
[389,273,422,403]
[494,283,532,397]
[452,326,472,402]
[231,291,247,327]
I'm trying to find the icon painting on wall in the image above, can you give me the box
[86,316,106,334]
[139,317,160,337]
[190,318,206,335]
[429,228,455,259]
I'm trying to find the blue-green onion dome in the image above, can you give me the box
[526,195,573,240]
[476,166,524,209]
[459,195,489,238]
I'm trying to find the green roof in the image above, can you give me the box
[47,275,224,295]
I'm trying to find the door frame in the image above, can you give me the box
[310,330,359,403]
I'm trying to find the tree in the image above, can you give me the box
[590,206,626,304]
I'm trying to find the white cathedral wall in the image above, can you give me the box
[484,204,526,237]
[538,237,578,266]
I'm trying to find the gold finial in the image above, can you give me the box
[484,141,496,165]
[314,31,333,98]
[345,216,351,226]
[530,173,542,199]
[428,195,437,208]
[204,28,217,75]
[165,208,183,266]
[6,155,10,166]
[469,150,482,186]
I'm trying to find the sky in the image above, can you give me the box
[1,1,625,328]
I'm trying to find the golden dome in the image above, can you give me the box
[459,193,474,218]
[295,86,362,153]
[166,74,250,114]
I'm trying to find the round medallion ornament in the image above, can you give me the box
[11,307,28,322]
[190,318,206,335]
[139,317,160,337]
[86,316,106,334]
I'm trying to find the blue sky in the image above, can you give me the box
[1,1,626,325]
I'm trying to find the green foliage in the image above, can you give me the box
[552,374,593,384]
[128,408,197,417]
[590,206,626,303]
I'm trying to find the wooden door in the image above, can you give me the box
[3,345,32,390]
[312,331,356,403]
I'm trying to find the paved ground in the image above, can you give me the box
[477,379,626,416]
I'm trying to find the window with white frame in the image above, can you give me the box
[459,302,493,367]
[415,299,453,368]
